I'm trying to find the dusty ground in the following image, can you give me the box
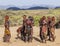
[0,26,60,46]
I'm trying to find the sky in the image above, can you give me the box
[0,0,60,7]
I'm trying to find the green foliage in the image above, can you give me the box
[34,15,42,26]
[0,10,60,26]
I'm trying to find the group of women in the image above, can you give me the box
[39,16,56,43]
[3,15,56,43]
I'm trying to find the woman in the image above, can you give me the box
[39,18,43,41]
[22,15,27,41]
[3,15,11,42]
[50,16,56,41]
[47,16,51,40]
[25,19,33,42]
[41,16,47,43]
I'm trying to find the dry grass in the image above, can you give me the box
[0,26,60,46]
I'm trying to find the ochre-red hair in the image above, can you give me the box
[5,15,9,20]
[42,16,46,20]
[52,16,55,21]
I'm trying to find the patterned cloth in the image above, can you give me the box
[3,29,11,42]
[42,26,47,33]
[5,29,10,35]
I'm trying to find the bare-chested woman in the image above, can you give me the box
[50,16,56,41]
[3,15,11,42]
